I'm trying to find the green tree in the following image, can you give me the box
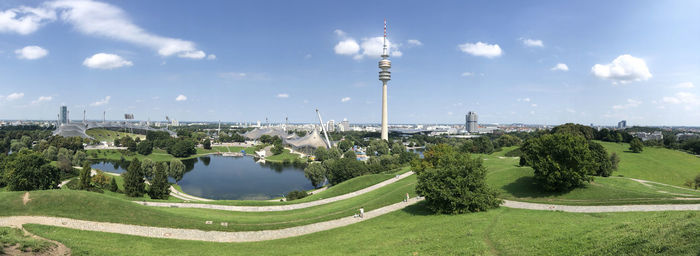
[414,144,501,214]
[285,190,308,201]
[72,150,87,166]
[304,163,327,188]
[202,139,212,150]
[629,138,644,153]
[169,159,186,184]
[168,139,196,157]
[314,147,328,162]
[337,140,353,152]
[369,139,390,156]
[589,142,615,177]
[136,140,153,155]
[148,162,170,199]
[3,150,60,191]
[271,142,284,155]
[521,134,594,191]
[108,176,119,192]
[327,147,342,160]
[496,134,522,147]
[343,150,357,159]
[473,136,494,154]
[78,161,92,190]
[43,146,58,161]
[391,142,406,155]
[123,159,145,197]
[141,158,155,180]
[326,158,368,185]
[694,173,700,190]
[10,140,27,152]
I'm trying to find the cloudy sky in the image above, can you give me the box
[1,0,699,126]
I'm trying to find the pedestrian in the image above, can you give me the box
[405,193,409,202]
[359,207,364,218]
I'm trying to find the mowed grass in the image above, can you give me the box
[86,129,145,142]
[0,227,54,254]
[88,148,219,162]
[600,141,700,186]
[0,175,417,232]
[265,149,301,163]
[482,148,700,205]
[23,207,700,256]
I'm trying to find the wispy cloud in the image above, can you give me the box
[520,38,544,47]
[31,96,52,104]
[341,97,351,102]
[175,94,187,101]
[90,96,111,106]
[458,42,502,58]
[276,93,289,98]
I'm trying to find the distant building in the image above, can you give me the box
[630,131,663,141]
[466,111,478,133]
[327,120,335,132]
[676,133,700,141]
[617,120,627,129]
[59,105,69,124]
[340,119,350,132]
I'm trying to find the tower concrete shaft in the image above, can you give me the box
[379,19,391,141]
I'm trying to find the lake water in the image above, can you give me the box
[91,155,313,200]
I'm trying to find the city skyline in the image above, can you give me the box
[1,0,699,126]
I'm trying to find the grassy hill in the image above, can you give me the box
[86,129,145,142]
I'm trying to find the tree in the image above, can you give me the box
[496,134,522,147]
[148,162,170,199]
[414,144,501,214]
[122,137,137,152]
[271,142,284,155]
[369,139,390,156]
[141,158,155,180]
[72,150,87,166]
[43,146,58,161]
[391,142,406,155]
[473,136,494,154]
[3,150,60,191]
[551,123,595,140]
[78,161,92,190]
[326,158,368,185]
[589,142,615,177]
[285,190,308,201]
[168,139,196,157]
[304,163,326,188]
[136,140,153,155]
[343,150,357,159]
[108,177,119,192]
[327,147,342,160]
[610,152,620,174]
[694,173,700,190]
[314,147,328,162]
[337,140,353,152]
[629,138,644,153]
[57,148,72,163]
[202,139,211,150]
[521,134,594,191]
[169,159,186,184]
[123,159,145,197]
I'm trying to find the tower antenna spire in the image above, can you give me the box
[382,19,388,57]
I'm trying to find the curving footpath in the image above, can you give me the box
[502,200,700,213]
[0,197,424,243]
[134,171,415,212]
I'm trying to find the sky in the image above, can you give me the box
[0,0,699,126]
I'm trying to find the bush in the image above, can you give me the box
[136,140,153,155]
[629,138,644,153]
[504,147,522,157]
[521,134,594,191]
[414,144,501,214]
[285,190,308,201]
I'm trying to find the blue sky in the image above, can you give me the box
[1,0,699,126]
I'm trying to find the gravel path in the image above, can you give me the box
[502,200,700,213]
[0,197,424,243]
[134,171,415,212]
[168,186,213,202]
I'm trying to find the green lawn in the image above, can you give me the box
[483,150,700,205]
[86,129,145,142]
[22,207,699,256]
[0,227,55,254]
[600,141,700,186]
[88,148,218,163]
[265,149,301,163]
[0,175,417,232]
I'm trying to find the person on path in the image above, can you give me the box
[405,193,409,202]
[359,207,364,218]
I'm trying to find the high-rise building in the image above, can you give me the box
[59,105,69,124]
[466,111,478,133]
[327,120,335,132]
[341,119,350,132]
[378,19,391,141]
[618,120,627,129]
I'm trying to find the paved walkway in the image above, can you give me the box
[502,200,700,213]
[168,186,213,202]
[0,197,424,243]
[134,171,415,212]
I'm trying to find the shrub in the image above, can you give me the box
[414,144,501,214]
[136,140,153,155]
[629,138,644,153]
[285,190,308,201]
[521,134,594,191]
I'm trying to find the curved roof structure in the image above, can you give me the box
[244,127,297,141]
[286,129,328,149]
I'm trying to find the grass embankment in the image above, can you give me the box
[23,207,699,255]
[86,129,145,142]
[0,227,54,254]
[265,149,301,163]
[600,141,700,186]
[483,146,700,206]
[61,173,181,203]
[88,148,221,163]
[0,175,417,232]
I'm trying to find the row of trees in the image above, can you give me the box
[121,158,184,199]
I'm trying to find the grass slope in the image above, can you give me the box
[600,141,700,186]
[86,129,145,142]
[0,227,54,254]
[23,207,699,255]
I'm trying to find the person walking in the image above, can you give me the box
[359,207,364,218]
[405,193,409,202]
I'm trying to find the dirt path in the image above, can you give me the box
[0,197,424,243]
[135,171,415,212]
[502,200,700,213]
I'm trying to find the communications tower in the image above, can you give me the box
[378,19,391,141]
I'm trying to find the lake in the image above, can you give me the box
[91,155,314,200]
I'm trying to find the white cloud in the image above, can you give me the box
[461,72,473,77]
[551,63,569,71]
[206,54,216,60]
[662,92,699,107]
[531,103,537,107]
[334,39,360,55]
[90,96,110,106]
[31,96,52,104]
[407,39,422,46]
[675,82,694,89]
[0,0,207,59]
[0,6,56,35]
[83,53,132,69]
[520,38,544,47]
[15,45,48,59]
[566,108,576,113]
[276,93,289,98]
[341,97,351,102]
[333,29,347,37]
[458,42,502,58]
[6,92,24,101]
[517,98,531,102]
[175,94,187,101]
[612,99,642,110]
[592,54,652,83]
